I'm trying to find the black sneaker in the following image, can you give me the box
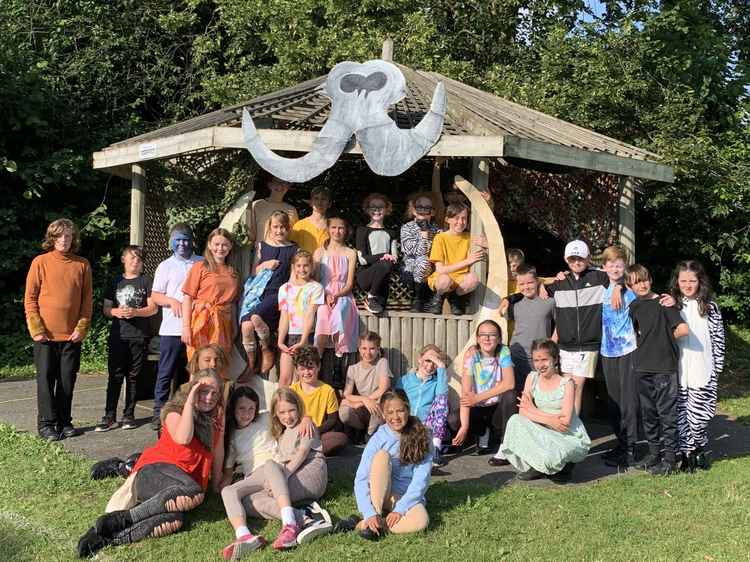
[649,460,676,476]
[488,456,510,467]
[95,510,133,538]
[602,444,626,462]
[60,425,79,438]
[359,527,383,541]
[77,526,108,558]
[333,515,361,534]
[425,293,444,315]
[364,296,384,315]
[121,418,137,430]
[39,426,61,442]
[695,450,711,471]
[638,452,661,470]
[550,463,575,483]
[150,415,161,432]
[95,417,118,433]
[447,292,464,315]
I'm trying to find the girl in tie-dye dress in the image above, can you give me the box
[314,216,360,357]
[277,250,324,386]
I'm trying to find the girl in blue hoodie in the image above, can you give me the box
[351,389,433,538]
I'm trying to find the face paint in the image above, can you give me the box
[170,231,193,258]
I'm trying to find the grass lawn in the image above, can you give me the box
[1,326,749,561]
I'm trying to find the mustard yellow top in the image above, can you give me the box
[427,231,471,290]
[290,217,329,255]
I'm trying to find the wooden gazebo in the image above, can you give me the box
[92,41,673,389]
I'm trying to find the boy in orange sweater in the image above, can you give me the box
[24,219,93,441]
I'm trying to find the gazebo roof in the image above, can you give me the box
[93,62,673,183]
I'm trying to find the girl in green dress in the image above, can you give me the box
[499,339,591,482]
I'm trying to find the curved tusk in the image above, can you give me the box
[242,109,353,184]
[356,81,447,176]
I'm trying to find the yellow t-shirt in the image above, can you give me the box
[290,381,339,427]
[427,231,471,290]
[290,217,329,255]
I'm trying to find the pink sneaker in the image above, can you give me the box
[222,534,264,560]
[272,523,299,550]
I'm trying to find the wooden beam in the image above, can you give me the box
[618,176,637,262]
[130,165,146,245]
[470,158,490,316]
[502,136,674,183]
[92,126,506,173]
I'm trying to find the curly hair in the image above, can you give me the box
[292,344,321,368]
[269,387,305,441]
[42,219,80,253]
[670,259,714,317]
[380,390,430,465]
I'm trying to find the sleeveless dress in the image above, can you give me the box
[499,373,591,474]
[315,251,359,355]
[244,241,298,331]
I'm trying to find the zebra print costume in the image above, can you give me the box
[676,300,725,453]
[400,220,440,284]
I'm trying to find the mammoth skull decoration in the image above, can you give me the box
[242,60,447,183]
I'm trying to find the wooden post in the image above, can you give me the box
[470,157,490,312]
[618,176,637,262]
[131,164,146,245]
[381,38,394,62]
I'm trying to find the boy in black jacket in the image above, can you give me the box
[545,240,622,414]
[627,264,688,475]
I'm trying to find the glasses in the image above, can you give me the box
[415,205,433,213]
[368,205,386,211]
[477,333,499,339]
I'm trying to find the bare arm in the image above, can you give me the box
[133,296,158,317]
[277,310,290,351]
[367,371,391,402]
[211,424,225,493]
[181,295,193,346]
[163,386,201,445]
[336,249,357,297]
[434,251,483,275]
[673,322,689,339]
[473,365,515,403]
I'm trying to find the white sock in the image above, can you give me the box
[432,437,442,450]
[494,444,507,460]
[479,429,490,448]
[235,525,251,539]
[281,506,296,526]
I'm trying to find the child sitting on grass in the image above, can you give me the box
[220,386,332,557]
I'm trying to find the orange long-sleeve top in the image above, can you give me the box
[24,250,93,341]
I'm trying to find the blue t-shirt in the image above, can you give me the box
[395,367,448,422]
[601,285,637,357]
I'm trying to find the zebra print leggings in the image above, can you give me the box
[676,372,717,453]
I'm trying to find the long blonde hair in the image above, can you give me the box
[269,387,305,441]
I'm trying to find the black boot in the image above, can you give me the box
[425,292,444,315]
[694,447,711,471]
[411,283,429,312]
[447,292,463,315]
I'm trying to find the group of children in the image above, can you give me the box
[59,172,725,557]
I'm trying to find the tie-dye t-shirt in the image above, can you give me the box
[601,285,637,357]
[278,280,324,335]
[463,346,514,407]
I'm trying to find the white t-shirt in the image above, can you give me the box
[224,412,277,476]
[152,254,203,336]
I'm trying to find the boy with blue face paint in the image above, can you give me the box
[150,223,203,431]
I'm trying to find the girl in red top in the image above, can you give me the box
[77,370,225,557]
[181,228,240,370]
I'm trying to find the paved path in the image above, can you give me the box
[2,374,749,487]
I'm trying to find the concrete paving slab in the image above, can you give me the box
[2,374,749,488]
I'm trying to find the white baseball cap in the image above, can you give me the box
[564,240,590,259]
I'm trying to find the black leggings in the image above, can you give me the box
[468,390,518,444]
[357,260,394,303]
[111,463,204,545]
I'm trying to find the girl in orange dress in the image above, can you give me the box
[181,228,240,373]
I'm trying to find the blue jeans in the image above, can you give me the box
[152,336,186,417]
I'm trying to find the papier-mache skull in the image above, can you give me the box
[242,59,447,182]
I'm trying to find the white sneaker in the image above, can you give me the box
[304,501,332,525]
[296,519,333,544]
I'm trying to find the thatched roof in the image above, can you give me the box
[94,62,673,183]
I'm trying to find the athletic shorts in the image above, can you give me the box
[560,350,599,379]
